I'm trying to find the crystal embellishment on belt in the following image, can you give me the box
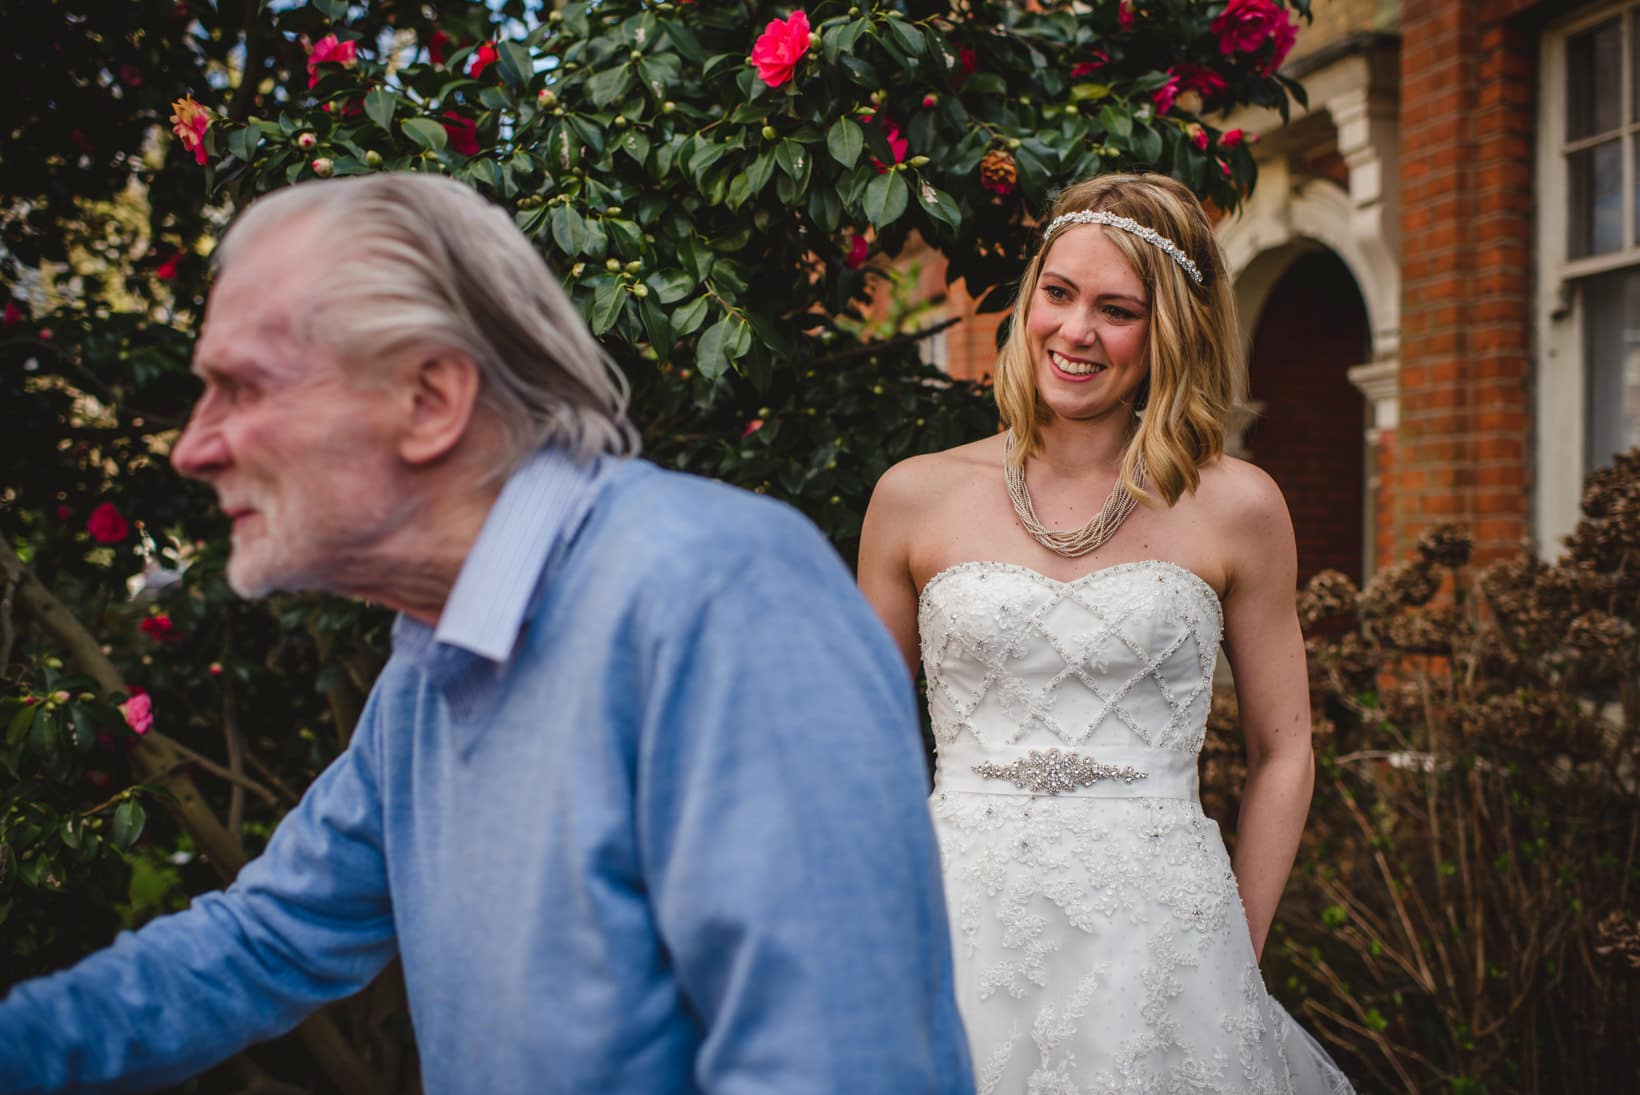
[973,748,1148,794]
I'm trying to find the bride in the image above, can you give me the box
[859,173,1354,1093]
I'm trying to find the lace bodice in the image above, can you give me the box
[918,560,1223,756]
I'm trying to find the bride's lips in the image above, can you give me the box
[1046,349,1107,383]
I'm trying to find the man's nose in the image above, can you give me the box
[170,409,228,481]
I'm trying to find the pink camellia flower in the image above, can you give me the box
[306,33,358,88]
[1211,0,1299,75]
[1070,52,1109,78]
[209,661,223,676]
[2,301,20,327]
[155,250,181,281]
[119,689,153,736]
[1118,1,1136,31]
[922,93,937,109]
[1221,127,1247,149]
[751,10,811,88]
[951,45,979,89]
[1186,123,1209,151]
[87,502,130,544]
[169,97,210,165]
[1151,69,1181,115]
[844,232,869,269]
[441,111,480,156]
[741,419,765,440]
[469,41,499,78]
[865,113,908,174]
[139,615,176,641]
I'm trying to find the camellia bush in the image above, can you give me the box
[2,0,1311,1088]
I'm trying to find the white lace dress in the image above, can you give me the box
[921,560,1354,1094]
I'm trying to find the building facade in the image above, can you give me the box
[920,0,1634,586]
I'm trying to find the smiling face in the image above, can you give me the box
[1022,224,1152,427]
[170,224,416,599]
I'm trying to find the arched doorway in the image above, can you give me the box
[1242,249,1371,585]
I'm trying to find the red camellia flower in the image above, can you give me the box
[1176,63,1229,103]
[751,10,811,88]
[429,29,453,66]
[169,97,210,165]
[441,111,480,156]
[1151,69,1181,115]
[469,41,499,78]
[155,250,182,281]
[86,502,130,544]
[140,615,176,641]
[741,419,765,440]
[1118,1,1136,32]
[2,301,20,328]
[1070,52,1109,78]
[56,504,73,521]
[306,33,358,88]
[844,233,869,269]
[1211,0,1299,75]
[1187,124,1209,151]
[1221,127,1248,149]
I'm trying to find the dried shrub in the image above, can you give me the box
[1273,451,1640,1092]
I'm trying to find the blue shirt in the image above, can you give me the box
[0,450,972,1094]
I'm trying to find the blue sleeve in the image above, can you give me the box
[633,519,974,1095]
[0,695,398,1094]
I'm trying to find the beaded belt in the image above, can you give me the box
[935,744,1200,801]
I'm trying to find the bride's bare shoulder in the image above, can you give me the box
[872,433,1002,512]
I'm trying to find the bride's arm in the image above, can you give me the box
[858,458,928,677]
[1216,463,1315,963]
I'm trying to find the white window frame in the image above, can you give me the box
[1537,1,1640,549]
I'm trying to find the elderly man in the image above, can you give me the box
[0,174,971,1093]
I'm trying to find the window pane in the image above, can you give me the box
[1569,139,1624,257]
[1583,268,1640,472]
[1568,17,1622,141]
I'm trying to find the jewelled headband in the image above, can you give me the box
[1042,210,1205,286]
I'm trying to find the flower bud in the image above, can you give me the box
[51,690,71,705]
[364,149,383,168]
[1005,137,1021,150]
[629,49,642,61]
[809,31,821,48]
[606,205,623,216]
[571,262,585,277]
[613,114,628,128]
[538,89,557,107]
[548,9,563,21]
[296,132,317,151]
[907,155,929,167]
[761,124,778,141]
[624,260,642,274]
[311,157,334,177]
[605,257,622,272]
[661,100,676,114]
[631,283,650,298]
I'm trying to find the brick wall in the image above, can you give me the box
[1394,0,1536,561]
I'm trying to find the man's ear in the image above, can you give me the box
[399,353,482,466]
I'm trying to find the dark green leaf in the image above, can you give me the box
[826,118,864,168]
[696,314,731,381]
[914,179,961,232]
[497,40,532,89]
[885,18,924,56]
[647,270,694,304]
[364,88,396,130]
[863,171,909,228]
[313,0,348,22]
[588,66,633,109]
[401,117,448,151]
[112,800,147,851]
[6,704,36,747]
[670,294,710,336]
[550,204,589,256]
[590,280,626,335]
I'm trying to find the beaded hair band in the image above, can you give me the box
[1042,210,1205,286]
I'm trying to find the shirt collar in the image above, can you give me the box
[393,446,608,670]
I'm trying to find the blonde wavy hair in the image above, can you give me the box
[994,173,1243,507]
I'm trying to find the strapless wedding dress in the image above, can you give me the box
[921,560,1354,1094]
